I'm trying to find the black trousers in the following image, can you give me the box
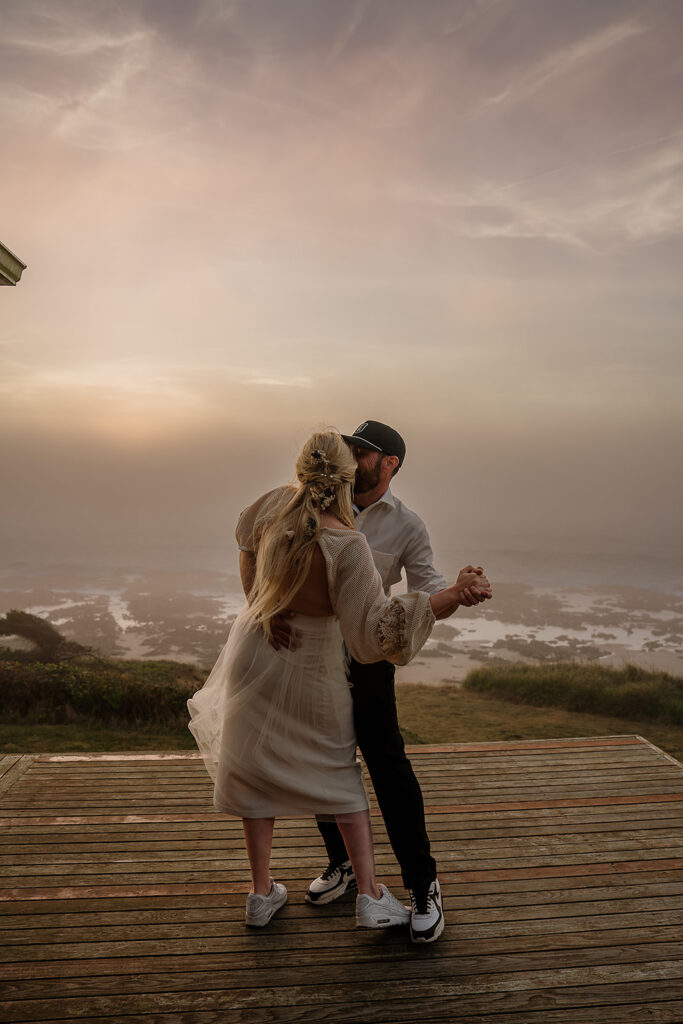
[317,658,437,893]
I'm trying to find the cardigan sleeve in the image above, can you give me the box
[318,530,436,666]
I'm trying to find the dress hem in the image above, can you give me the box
[213,798,369,818]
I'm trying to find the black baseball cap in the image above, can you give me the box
[341,420,406,468]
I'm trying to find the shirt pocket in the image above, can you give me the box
[370,549,401,589]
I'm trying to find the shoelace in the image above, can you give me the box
[321,861,342,881]
[410,889,434,916]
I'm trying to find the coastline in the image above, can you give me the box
[1,566,682,680]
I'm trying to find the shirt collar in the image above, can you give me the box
[354,485,395,515]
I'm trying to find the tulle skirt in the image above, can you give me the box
[187,609,368,818]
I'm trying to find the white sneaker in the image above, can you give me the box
[305,858,357,905]
[409,878,444,943]
[245,881,287,927]
[356,884,411,928]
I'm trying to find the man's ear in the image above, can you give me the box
[384,454,399,474]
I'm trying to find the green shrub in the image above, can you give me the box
[463,662,683,726]
[0,660,203,727]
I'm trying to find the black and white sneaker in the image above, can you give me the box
[305,858,357,905]
[409,878,444,943]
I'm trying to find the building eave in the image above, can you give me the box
[0,241,27,286]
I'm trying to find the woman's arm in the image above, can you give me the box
[322,532,435,665]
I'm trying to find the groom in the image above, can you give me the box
[273,420,491,943]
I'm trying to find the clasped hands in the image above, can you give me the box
[456,565,492,607]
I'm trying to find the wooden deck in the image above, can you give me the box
[2,735,683,1023]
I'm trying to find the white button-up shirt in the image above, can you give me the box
[354,486,446,597]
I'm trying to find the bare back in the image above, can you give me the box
[286,514,353,616]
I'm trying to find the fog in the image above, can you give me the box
[1,0,681,580]
[2,408,681,580]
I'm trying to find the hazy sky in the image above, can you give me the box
[1,0,682,571]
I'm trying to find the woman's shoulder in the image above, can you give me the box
[263,484,296,505]
[317,528,375,591]
[236,485,296,550]
[320,513,354,531]
[318,524,368,556]
[239,484,294,518]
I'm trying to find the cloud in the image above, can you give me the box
[1,0,682,556]
[245,376,314,388]
[392,127,683,252]
[1,6,145,58]
[483,17,647,110]
[327,0,368,61]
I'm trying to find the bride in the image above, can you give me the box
[188,429,488,930]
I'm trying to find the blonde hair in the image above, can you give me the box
[247,430,356,638]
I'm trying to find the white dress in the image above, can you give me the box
[187,525,436,818]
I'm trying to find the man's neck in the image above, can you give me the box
[354,482,390,510]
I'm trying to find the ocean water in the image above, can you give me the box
[437,540,683,593]
[1,540,681,679]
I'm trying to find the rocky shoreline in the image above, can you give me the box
[1,569,681,682]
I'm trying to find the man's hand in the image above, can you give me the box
[456,565,492,607]
[269,611,302,651]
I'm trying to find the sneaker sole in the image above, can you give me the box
[357,913,410,929]
[245,893,288,927]
[410,913,445,943]
[305,877,357,906]
[356,902,411,929]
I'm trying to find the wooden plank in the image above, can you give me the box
[3,856,683,902]
[4,937,683,998]
[637,735,683,770]
[5,756,673,782]
[403,736,645,752]
[3,827,682,862]
[22,757,663,784]
[8,995,683,1024]
[5,821,683,857]
[0,755,35,796]
[32,737,644,763]
[3,802,683,840]
[2,736,683,1024]
[5,828,683,865]
[35,753,202,763]
[0,755,22,781]
[4,840,682,881]
[13,767,681,797]
[3,879,683,930]
[2,874,682,924]
[3,962,683,1019]
[22,747,666,769]
[5,790,683,827]
[4,915,683,970]
[5,839,683,881]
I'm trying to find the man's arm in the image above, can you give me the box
[402,521,449,595]
[402,522,491,611]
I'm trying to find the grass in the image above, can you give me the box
[0,722,197,753]
[2,675,683,764]
[2,658,683,764]
[395,685,683,763]
[462,661,683,726]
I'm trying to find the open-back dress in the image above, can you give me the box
[187,488,436,818]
